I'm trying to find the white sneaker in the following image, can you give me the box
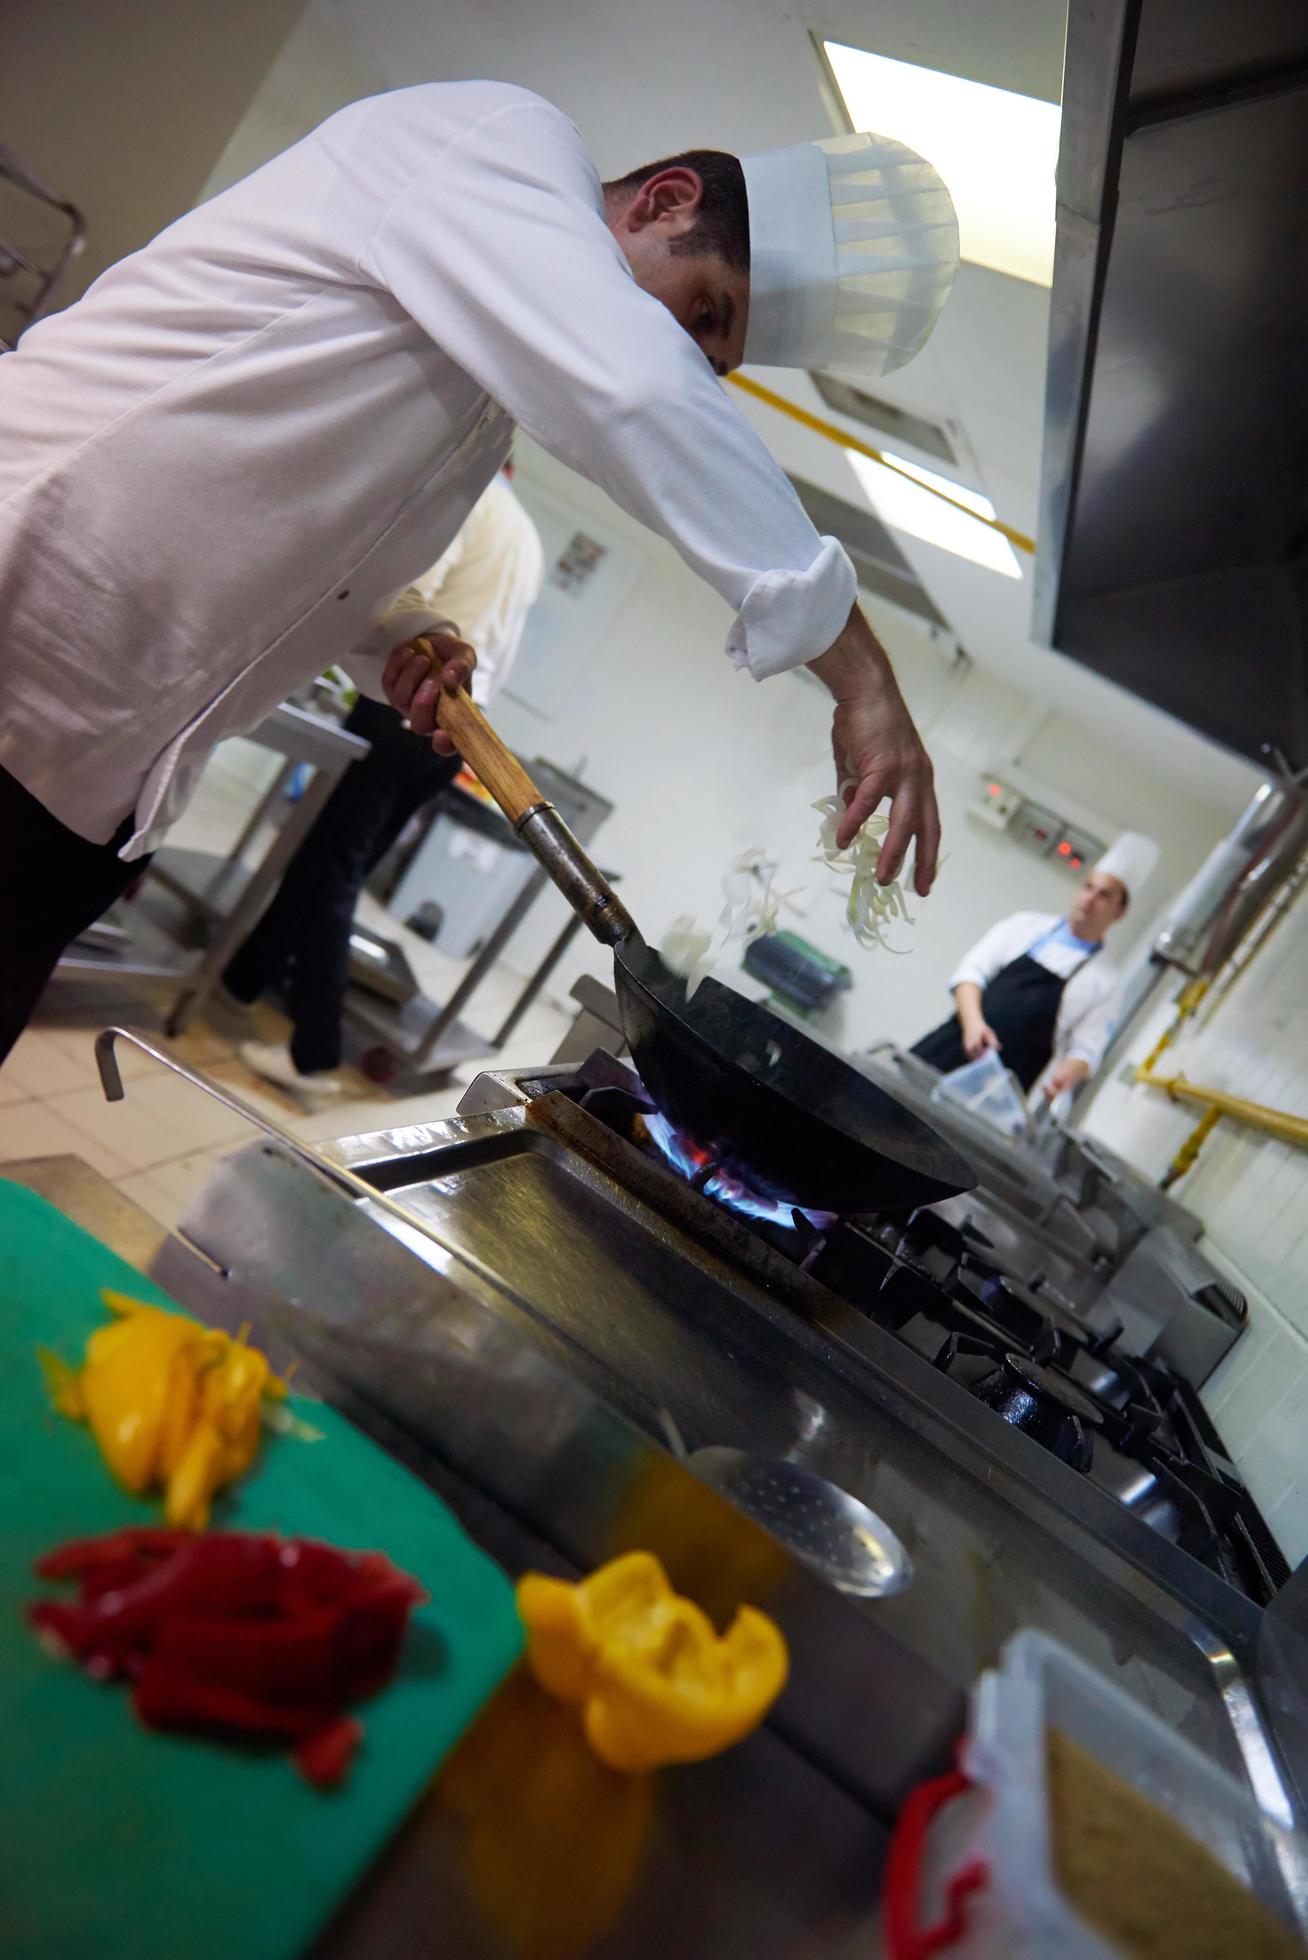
[239,1039,343,1101]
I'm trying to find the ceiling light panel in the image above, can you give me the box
[821,40,1060,287]
[846,449,1023,579]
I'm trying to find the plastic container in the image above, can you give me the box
[884,1630,1307,1958]
[930,1048,1032,1140]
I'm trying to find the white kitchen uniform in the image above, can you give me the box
[948,912,1124,1072]
[359,475,546,708]
[0,81,855,860]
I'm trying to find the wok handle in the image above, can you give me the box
[431,675,541,825]
[422,645,638,950]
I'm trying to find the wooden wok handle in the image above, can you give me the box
[418,657,544,823]
[415,639,639,948]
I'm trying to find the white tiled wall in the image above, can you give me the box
[1080,880,1308,1567]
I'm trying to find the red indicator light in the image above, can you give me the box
[988,782,1002,796]
[1057,840,1071,856]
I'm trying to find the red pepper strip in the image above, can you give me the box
[30,1530,426,1789]
[36,1529,186,1582]
[294,1717,363,1790]
[28,1537,284,1666]
[134,1667,338,1741]
[145,1587,418,1709]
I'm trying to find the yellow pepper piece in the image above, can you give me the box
[39,1291,286,1529]
[165,1419,224,1532]
[79,1307,200,1493]
[516,1552,788,1773]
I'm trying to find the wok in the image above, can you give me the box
[431,675,976,1215]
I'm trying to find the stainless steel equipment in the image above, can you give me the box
[1153,780,1308,977]
[92,1029,1305,1838]
[861,1044,1247,1388]
[687,1449,913,1600]
[57,703,371,1028]
[1035,0,1308,768]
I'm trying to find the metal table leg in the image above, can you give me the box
[491,912,586,1049]
[212,759,298,895]
[405,866,550,1069]
[164,768,338,1035]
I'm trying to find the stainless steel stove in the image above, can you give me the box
[443,1049,1283,1606]
[160,1037,1307,1849]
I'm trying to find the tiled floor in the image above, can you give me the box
[2,776,574,1238]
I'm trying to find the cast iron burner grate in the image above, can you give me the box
[537,1052,1290,1605]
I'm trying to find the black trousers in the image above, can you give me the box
[0,764,150,1065]
[223,698,460,1072]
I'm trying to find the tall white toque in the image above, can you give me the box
[740,131,959,376]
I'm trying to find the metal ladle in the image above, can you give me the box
[673,1431,913,1600]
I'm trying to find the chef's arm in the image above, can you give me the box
[356,96,939,888]
[809,606,938,885]
[1046,981,1118,1098]
[944,917,1023,1056]
[1043,1056,1091,1099]
[952,983,1001,1059]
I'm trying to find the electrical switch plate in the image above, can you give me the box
[974,775,1021,828]
[1052,824,1105,876]
[1010,800,1063,856]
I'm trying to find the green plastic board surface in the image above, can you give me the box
[0,1178,523,1959]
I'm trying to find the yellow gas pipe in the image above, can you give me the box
[1136,1071,1308,1154]
[727,373,1037,556]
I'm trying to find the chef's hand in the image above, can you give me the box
[963,1021,1002,1061]
[808,606,941,896]
[383,630,477,758]
[1043,1057,1090,1100]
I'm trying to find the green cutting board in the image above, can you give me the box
[0,1179,524,1960]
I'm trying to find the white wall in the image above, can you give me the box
[199,4,385,201]
[485,441,1243,1056]
[2,0,306,305]
[1080,886,1308,1566]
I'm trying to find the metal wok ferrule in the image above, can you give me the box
[514,802,637,947]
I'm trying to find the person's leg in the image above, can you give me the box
[265,702,421,1073]
[0,765,150,1065]
[279,707,462,1073]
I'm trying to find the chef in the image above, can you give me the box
[226,469,546,1096]
[0,81,959,1065]
[911,835,1159,1098]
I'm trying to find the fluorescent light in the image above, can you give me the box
[821,40,1060,287]
[847,448,1022,578]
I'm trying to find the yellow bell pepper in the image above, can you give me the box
[39,1291,286,1530]
[516,1551,788,1773]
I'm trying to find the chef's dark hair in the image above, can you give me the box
[605,150,749,274]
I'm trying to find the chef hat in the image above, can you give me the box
[740,132,959,376]
[1094,832,1160,901]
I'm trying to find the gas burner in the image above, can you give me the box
[638,1109,837,1233]
[519,1049,1287,1603]
[971,1352,1104,1471]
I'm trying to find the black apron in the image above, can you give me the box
[912,928,1101,1092]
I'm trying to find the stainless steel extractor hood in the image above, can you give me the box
[1035,0,1308,770]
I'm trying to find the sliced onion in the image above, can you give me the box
[812,788,914,953]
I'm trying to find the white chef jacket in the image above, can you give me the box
[948,911,1124,1072]
[358,475,546,706]
[0,81,855,860]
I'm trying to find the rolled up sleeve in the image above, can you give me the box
[1058,974,1122,1073]
[356,91,856,680]
[727,538,857,680]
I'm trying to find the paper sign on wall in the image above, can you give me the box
[505,479,646,717]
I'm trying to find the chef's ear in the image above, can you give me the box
[625,167,705,237]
